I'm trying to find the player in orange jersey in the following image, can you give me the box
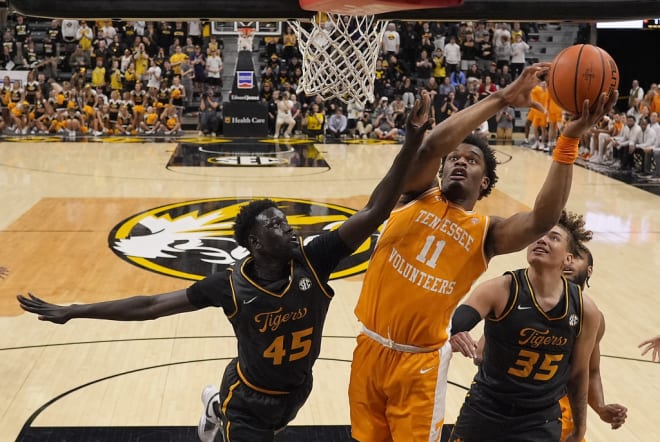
[348,63,618,442]
[529,80,549,151]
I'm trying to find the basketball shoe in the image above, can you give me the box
[198,385,222,442]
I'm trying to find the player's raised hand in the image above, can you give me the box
[499,62,551,111]
[562,91,619,139]
[406,89,433,140]
[17,293,74,324]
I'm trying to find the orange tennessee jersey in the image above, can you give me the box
[547,96,563,116]
[527,85,548,118]
[355,187,489,348]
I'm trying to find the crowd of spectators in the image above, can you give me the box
[257,20,546,140]
[0,14,588,144]
[0,14,225,136]
[578,79,660,177]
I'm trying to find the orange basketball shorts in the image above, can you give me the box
[559,395,586,442]
[349,333,452,442]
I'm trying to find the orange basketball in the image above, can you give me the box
[547,44,619,115]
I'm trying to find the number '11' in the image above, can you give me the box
[416,235,446,269]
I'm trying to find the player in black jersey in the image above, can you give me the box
[448,211,601,442]
[17,92,433,442]
[560,245,627,440]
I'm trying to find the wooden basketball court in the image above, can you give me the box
[0,136,658,441]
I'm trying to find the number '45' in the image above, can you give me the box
[263,327,314,365]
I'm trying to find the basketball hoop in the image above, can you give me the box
[290,12,387,107]
[237,27,256,52]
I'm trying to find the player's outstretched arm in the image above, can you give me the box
[588,313,627,429]
[337,91,432,251]
[17,289,199,324]
[486,91,619,258]
[565,294,601,442]
[639,335,660,362]
[403,63,550,195]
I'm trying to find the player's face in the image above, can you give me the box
[563,252,591,288]
[526,225,571,268]
[252,208,297,259]
[441,144,489,203]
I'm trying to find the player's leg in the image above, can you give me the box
[386,343,452,442]
[212,358,284,442]
[349,334,393,442]
[449,393,501,442]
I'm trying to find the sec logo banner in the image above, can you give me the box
[109,197,380,281]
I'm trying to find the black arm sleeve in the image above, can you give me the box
[450,304,483,335]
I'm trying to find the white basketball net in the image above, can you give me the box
[290,13,388,107]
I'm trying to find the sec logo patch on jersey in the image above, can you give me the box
[298,277,312,291]
[109,197,381,281]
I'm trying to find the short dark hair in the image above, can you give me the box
[234,199,279,250]
[557,210,593,256]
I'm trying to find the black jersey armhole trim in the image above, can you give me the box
[577,285,584,337]
[227,268,239,319]
[299,237,334,300]
[489,272,518,322]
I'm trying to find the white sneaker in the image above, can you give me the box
[273,133,279,139]
[198,385,221,442]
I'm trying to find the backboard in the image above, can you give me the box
[9,0,660,21]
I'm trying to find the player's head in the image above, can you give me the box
[527,210,593,271]
[440,134,498,204]
[564,245,593,290]
[234,199,296,258]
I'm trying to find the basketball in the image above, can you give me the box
[547,44,619,115]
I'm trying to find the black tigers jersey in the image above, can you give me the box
[131,91,146,105]
[187,230,352,393]
[472,268,583,410]
[157,88,170,105]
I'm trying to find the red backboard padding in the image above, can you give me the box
[299,0,463,15]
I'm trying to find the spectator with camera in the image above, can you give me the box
[356,111,374,139]
[198,87,221,137]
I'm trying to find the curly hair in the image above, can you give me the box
[233,199,279,251]
[557,210,593,256]
[441,134,499,199]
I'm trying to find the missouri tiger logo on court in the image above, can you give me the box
[109,197,379,281]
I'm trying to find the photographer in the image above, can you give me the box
[198,87,221,137]
[356,110,374,139]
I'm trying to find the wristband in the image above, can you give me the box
[552,135,580,164]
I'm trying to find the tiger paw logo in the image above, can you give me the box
[109,197,379,280]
